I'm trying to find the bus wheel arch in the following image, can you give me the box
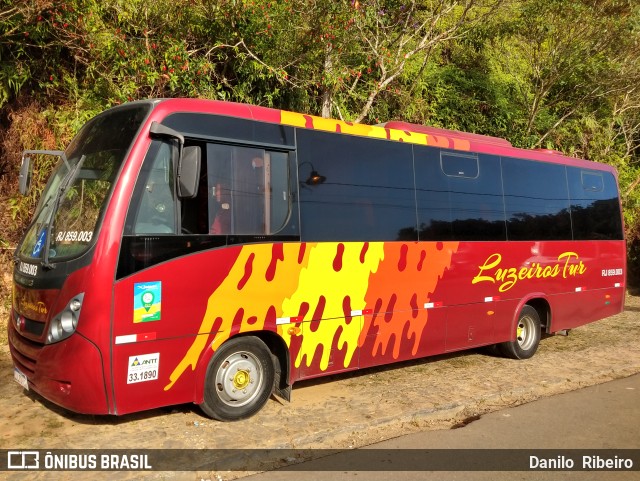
[499,300,548,360]
[525,297,551,334]
[255,331,292,402]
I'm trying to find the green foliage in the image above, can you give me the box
[1,0,639,282]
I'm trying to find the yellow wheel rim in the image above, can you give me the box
[233,370,250,390]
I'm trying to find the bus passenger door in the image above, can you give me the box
[112,138,196,415]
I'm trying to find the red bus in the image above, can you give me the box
[9,99,626,421]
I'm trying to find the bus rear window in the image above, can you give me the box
[568,167,623,240]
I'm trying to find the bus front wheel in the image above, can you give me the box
[200,336,275,421]
[499,305,541,360]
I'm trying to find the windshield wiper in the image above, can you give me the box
[14,150,72,267]
[41,154,86,270]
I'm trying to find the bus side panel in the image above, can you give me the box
[356,241,455,370]
[444,300,520,353]
[111,246,243,415]
[548,286,626,332]
[443,240,626,336]
[113,240,460,409]
[111,238,625,414]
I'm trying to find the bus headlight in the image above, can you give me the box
[60,311,77,332]
[69,299,82,312]
[46,293,84,344]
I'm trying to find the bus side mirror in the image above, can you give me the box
[19,156,32,195]
[177,145,201,199]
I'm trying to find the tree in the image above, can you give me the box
[487,0,639,147]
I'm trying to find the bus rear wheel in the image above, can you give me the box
[200,336,275,421]
[499,305,541,360]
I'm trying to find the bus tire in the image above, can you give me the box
[200,336,275,421]
[499,305,541,360]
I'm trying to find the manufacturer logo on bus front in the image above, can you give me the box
[18,299,48,315]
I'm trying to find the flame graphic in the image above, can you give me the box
[165,241,458,390]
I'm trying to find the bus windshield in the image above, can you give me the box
[19,104,150,263]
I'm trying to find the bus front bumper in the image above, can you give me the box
[8,319,110,415]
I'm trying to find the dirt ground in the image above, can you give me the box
[1,292,639,481]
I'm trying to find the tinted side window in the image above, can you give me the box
[502,158,571,240]
[568,168,623,240]
[206,144,289,235]
[125,140,177,235]
[297,129,417,241]
[441,152,479,178]
[163,113,295,148]
[415,147,505,241]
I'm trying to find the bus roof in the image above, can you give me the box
[150,98,617,175]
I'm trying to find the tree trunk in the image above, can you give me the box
[321,44,333,118]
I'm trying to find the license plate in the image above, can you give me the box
[14,368,29,391]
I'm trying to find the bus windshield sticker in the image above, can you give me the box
[32,228,47,257]
[133,281,162,323]
[55,230,94,243]
[127,353,159,384]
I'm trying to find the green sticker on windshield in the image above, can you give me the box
[134,281,161,323]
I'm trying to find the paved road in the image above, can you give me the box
[244,374,640,481]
